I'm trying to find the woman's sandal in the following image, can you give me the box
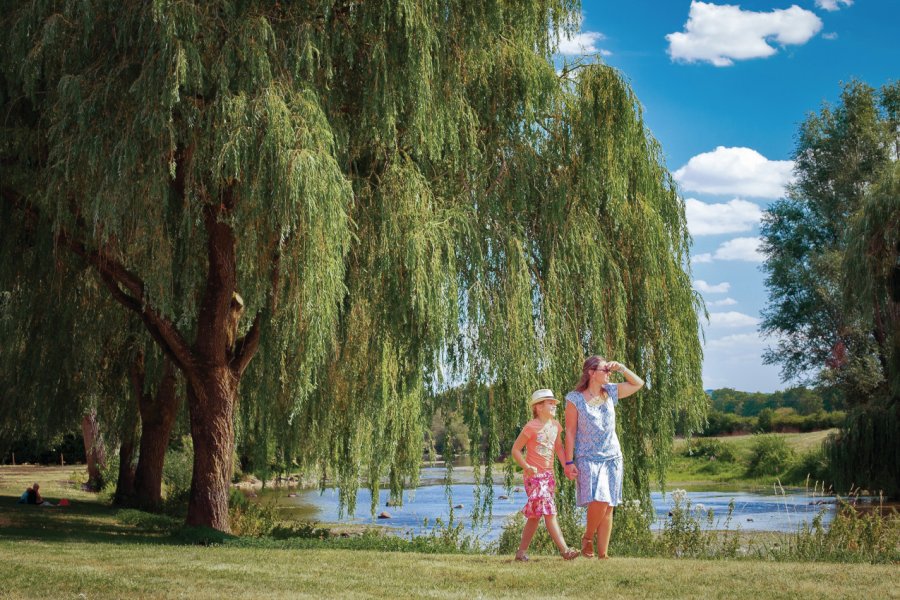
[560,548,580,560]
[581,535,595,558]
[514,551,530,562]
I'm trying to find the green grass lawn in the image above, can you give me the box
[661,430,837,491]
[1,463,897,599]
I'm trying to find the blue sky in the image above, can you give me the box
[560,1,899,392]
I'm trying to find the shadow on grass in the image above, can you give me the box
[0,494,183,547]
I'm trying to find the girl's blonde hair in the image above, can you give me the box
[574,355,606,392]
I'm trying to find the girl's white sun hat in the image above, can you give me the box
[529,388,559,407]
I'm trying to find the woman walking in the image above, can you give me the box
[563,355,644,559]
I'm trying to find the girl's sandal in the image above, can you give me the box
[581,535,595,558]
[561,548,580,560]
[514,551,530,562]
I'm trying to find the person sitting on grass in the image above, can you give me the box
[19,482,54,506]
[510,388,580,562]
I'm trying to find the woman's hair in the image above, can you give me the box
[531,404,540,419]
[574,355,605,392]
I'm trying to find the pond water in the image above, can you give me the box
[258,465,837,542]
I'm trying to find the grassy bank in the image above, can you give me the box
[2,465,898,598]
[662,430,836,491]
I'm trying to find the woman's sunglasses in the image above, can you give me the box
[592,365,613,373]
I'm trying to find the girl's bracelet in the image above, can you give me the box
[565,461,574,465]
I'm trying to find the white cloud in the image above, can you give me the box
[816,0,852,11]
[558,31,606,54]
[554,14,608,56]
[695,237,766,264]
[708,311,760,328]
[705,332,763,349]
[693,279,730,294]
[675,146,794,198]
[712,236,765,262]
[822,32,838,40]
[685,197,762,236]
[666,1,823,67]
[702,330,784,391]
[708,297,738,307]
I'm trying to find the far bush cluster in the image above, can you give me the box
[679,433,833,486]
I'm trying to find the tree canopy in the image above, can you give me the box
[2,0,705,529]
[760,80,899,398]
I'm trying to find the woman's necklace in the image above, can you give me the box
[584,387,608,407]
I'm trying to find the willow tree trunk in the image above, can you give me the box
[133,359,181,510]
[185,368,237,530]
[81,408,106,491]
[182,202,252,532]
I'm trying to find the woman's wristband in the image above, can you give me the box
[565,460,574,465]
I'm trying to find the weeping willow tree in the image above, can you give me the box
[236,23,706,515]
[2,0,704,530]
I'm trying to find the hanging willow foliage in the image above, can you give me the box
[2,0,704,525]
[0,201,136,454]
[241,60,707,513]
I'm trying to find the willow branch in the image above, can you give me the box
[55,230,195,374]
[4,186,195,372]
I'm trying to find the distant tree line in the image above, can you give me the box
[673,387,845,437]
[708,386,843,416]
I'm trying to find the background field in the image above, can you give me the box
[663,430,836,490]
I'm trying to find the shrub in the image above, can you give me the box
[682,438,736,463]
[701,411,754,436]
[785,446,832,486]
[270,521,333,540]
[759,500,900,563]
[609,500,655,556]
[756,408,775,432]
[658,490,741,559]
[228,489,279,537]
[745,434,795,477]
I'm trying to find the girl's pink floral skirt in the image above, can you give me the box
[522,470,557,518]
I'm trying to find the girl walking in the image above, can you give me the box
[510,388,580,562]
